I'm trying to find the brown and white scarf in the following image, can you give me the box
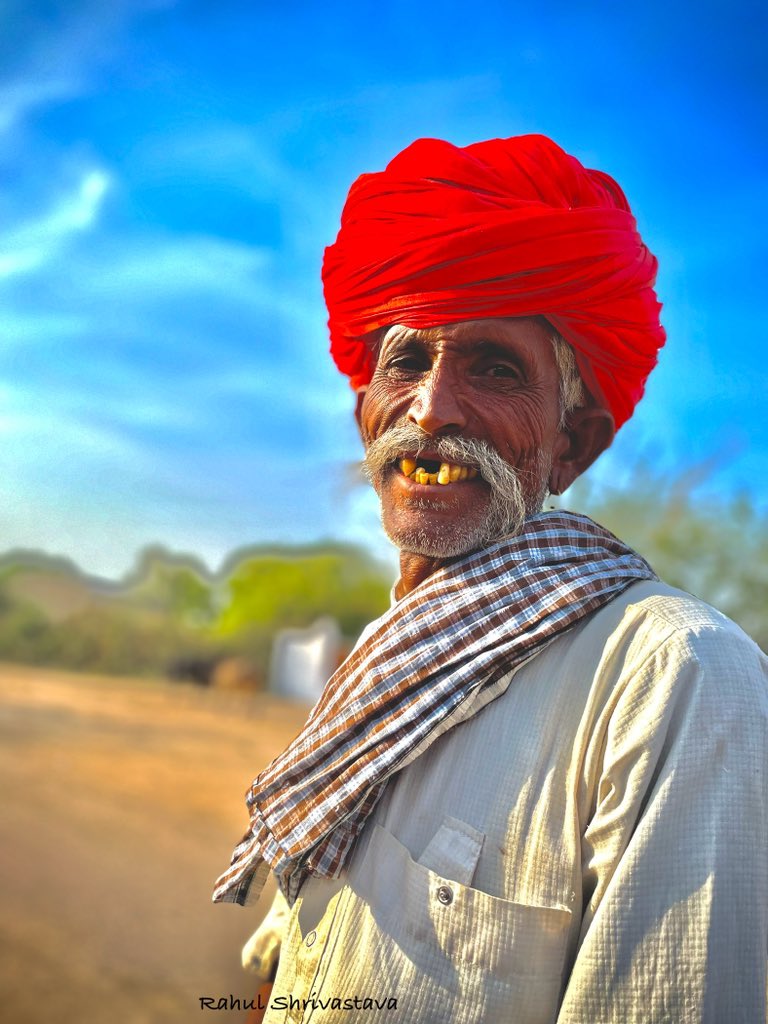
[213,510,656,906]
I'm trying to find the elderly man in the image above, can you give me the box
[214,135,768,1023]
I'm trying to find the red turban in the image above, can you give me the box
[322,135,665,430]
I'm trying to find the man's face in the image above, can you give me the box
[356,317,568,559]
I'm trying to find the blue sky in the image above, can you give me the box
[1,0,765,578]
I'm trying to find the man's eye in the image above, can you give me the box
[385,355,427,372]
[484,364,521,379]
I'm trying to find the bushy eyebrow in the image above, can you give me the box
[468,340,527,363]
[378,325,424,354]
[378,325,532,366]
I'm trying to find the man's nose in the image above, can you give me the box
[407,364,468,435]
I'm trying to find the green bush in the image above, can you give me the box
[563,469,768,651]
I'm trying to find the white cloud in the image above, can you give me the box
[0,0,180,136]
[0,169,111,277]
[0,405,145,464]
[81,234,271,298]
[0,77,82,135]
[0,309,90,341]
[133,124,313,209]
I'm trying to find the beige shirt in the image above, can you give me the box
[247,581,768,1023]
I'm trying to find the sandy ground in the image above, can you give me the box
[0,664,311,1024]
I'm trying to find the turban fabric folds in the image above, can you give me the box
[322,135,665,430]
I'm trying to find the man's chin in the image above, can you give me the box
[381,508,528,560]
[385,528,483,561]
[374,458,547,559]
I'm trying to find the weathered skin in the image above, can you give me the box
[355,317,614,598]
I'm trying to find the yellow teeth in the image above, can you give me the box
[399,458,478,485]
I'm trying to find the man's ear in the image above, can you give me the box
[354,387,367,436]
[549,406,615,495]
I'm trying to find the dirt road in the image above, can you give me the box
[0,664,310,1024]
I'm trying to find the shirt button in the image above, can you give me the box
[436,884,453,906]
[305,930,317,947]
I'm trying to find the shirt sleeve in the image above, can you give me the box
[558,621,768,1024]
[241,886,290,981]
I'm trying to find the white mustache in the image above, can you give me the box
[363,423,523,500]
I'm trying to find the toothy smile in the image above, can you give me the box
[398,457,479,486]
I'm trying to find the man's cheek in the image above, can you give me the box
[363,380,410,434]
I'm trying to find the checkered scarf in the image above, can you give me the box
[213,511,655,906]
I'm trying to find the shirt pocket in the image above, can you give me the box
[345,824,572,1024]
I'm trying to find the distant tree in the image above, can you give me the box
[126,546,215,626]
[216,545,392,643]
[1,490,762,679]
[0,600,59,664]
[563,466,768,651]
[0,541,393,679]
